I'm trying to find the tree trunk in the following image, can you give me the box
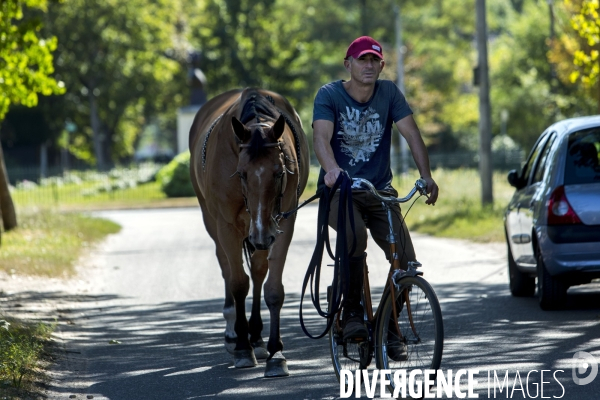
[89,87,106,171]
[0,142,18,240]
[597,65,600,115]
[360,0,368,36]
[476,0,494,205]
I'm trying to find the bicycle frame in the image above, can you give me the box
[334,178,427,345]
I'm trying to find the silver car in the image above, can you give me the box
[504,116,600,310]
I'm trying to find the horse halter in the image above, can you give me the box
[237,138,288,231]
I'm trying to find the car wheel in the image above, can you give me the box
[537,247,567,310]
[507,242,535,297]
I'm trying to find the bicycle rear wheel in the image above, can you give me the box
[375,276,443,397]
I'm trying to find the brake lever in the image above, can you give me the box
[416,178,428,195]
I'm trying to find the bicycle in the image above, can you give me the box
[327,178,444,397]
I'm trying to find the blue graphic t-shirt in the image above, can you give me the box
[313,80,413,191]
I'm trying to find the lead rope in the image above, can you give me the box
[299,172,357,339]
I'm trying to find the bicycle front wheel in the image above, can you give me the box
[329,314,371,385]
[375,276,443,396]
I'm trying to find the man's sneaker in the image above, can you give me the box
[343,313,368,341]
[386,330,408,361]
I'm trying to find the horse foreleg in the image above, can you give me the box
[263,269,287,377]
[217,243,237,354]
[218,224,256,368]
[249,250,269,359]
[197,202,237,355]
[262,223,294,377]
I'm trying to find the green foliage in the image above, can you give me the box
[488,0,595,150]
[156,152,195,197]
[38,0,187,167]
[6,0,598,171]
[0,0,65,121]
[567,0,600,87]
[0,319,53,388]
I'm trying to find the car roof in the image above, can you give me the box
[546,115,600,137]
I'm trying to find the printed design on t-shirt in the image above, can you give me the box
[338,106,383,166]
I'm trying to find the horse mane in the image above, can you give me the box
[245,131,272,161]
[239,91,279,124]
[239,90,284,161]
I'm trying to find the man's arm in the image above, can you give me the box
[313,119,343,188]
[395,115,439,205]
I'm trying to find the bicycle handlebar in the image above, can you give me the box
[351,178,428,204]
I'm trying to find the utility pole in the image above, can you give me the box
[547,0,556,84]
[476,0,493,205]
[361,0,368,35]
[395,5,409,176]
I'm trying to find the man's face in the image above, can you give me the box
[345,54,384,85]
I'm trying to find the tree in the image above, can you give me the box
[0,0,65,239]
[565,0,600,111]
[40,0,186,169]
[189,0,331,112]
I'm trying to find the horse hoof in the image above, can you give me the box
[233,349,257,368]
[251,340,269,360]
[264,352,289,378]
[224,335,237,355]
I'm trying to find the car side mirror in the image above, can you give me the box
[507,169,523,189]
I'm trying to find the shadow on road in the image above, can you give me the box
[3,280,599,399]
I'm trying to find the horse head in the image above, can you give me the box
[232,114,289,250]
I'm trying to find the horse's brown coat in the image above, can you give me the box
[189,88,308,373]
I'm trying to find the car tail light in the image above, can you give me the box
[547,185,582,225]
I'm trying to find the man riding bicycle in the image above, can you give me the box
[312,35,439,342]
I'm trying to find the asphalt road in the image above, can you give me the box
[46,206,600,400]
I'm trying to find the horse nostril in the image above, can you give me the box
[253,242,269,251]
[250,236,276,251]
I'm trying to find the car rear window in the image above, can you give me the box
[565,127,600,185]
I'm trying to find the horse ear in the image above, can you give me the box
[271,114,286,140]
[232,117,250,143]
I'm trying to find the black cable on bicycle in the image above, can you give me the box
[299,172,357,339]
[390,192,423,268]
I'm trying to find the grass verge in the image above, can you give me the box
[11,167,513,248]
[393,168,514,242]
[0,210,119,398]
[0,209,121,277]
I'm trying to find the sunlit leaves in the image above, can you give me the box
[0,0,64,121]
[566,0,600,87]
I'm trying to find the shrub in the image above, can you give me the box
[156,151,195,197]
[0,319,53,388]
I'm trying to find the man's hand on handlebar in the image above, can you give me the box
[421,176,439,206]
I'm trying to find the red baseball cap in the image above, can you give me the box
[345,36,384,60]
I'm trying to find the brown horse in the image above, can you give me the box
[189,88,309,377]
